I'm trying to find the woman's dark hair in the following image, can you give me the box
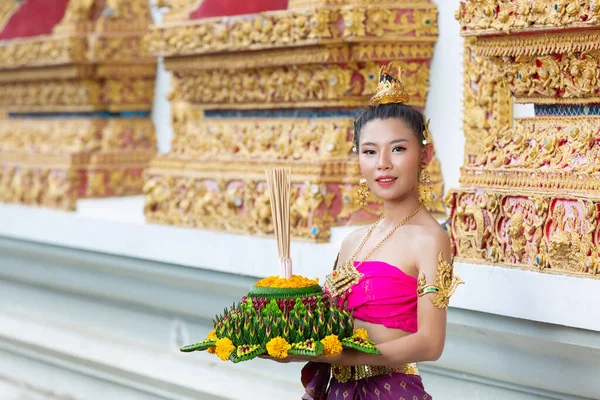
[353,103,426,152]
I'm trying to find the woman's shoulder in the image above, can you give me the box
[402,220,451,254]
[343,225,370,244]
[337,225,369,261]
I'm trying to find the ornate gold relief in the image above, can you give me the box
[172,119,354,160]
[0,0,155,111]
[457,0,600,35]
[474,117,600,174]
[289,0,434,8]
[144,164,367,242]
[450,0,600,277]
[0,37,88,69]
[461,39,512,164]
[145,0,443,240]
[0,0,156,209]
[445,190,600,277]
[469,32,600,58]
[158,0,204,22]
[147,4,438,57]
[172,61,429,109]
[0,1,23,32]
[0,80,104,112]
[0,118,156,210]
[144,116,447,238]
[0,165,79,210]
[504,50,600,104]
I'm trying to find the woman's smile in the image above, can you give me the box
[375,175,398,187]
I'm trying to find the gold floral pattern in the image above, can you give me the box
[147,4,438,57]
[457,0,600,34]
[171,118,353,160]
[171,62,428,108]
[449,4,600,277]
[505,51,600,103]
[144,0,443,240]
[0,118,156,210]
[0,0,155,211]
[446,190,600,277]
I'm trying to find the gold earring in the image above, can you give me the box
[357,178,370,209]
[418,168,434,205]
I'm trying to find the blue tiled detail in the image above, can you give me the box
[535,105,600,117]
[204,109,364,119]
[8,111,150,119]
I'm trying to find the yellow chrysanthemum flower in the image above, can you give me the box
[266,337,292,358]
[255,275,319,288]
[354,328,369,340]
[215,337,235,361]
[206,330,217,340]
[321,335,343,357]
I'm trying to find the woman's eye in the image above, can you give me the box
[392,146,406,152]
[362,150,376,155]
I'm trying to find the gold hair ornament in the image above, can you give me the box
[369,63,411,106]
[422,115,431,145]
[417,251,464,311]
[360,63,431,146]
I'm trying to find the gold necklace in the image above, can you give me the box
[324,204,424,298]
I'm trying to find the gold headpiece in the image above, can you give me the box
[351,62,431,152]
[369,63,410,106]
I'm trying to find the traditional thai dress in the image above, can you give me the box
[302,260,432,400]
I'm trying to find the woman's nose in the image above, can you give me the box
[376,154,392,170]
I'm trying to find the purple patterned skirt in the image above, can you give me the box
[301,362,432,400]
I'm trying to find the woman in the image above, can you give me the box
[284,64,463,400]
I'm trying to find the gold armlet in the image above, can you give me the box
[417,251,464,311]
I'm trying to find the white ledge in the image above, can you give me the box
[0,198,598,332]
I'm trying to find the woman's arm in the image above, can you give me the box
[322,228,452,367]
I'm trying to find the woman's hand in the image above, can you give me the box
[259,353,347,365]
[259,355,323,363]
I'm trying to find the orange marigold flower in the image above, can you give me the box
[215,337,235,361]
[206,330,217,340]
[321,335,343,358]
[266,337,292,359]
[354,328,369,340]
[255,275,319,288]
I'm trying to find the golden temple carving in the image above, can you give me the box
[0,118,155,210]
[144,0,445,241]
[0,1,23,32]
[448,0,600,278]
[457,0,600,35]
[171,62,429,109]
[0,37,88,69]
[445,190,600,277]
[147,4,438,57]
[289,0,434,8]
[171,118,354,160]
[0,0,156,210]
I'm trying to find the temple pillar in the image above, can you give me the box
[448,0,600,277]
[0,0,156,210]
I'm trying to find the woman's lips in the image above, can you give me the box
[375,177,397,187]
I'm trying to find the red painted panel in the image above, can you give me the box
[0,0,70,40]
[190,0,288,19]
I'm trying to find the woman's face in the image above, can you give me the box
[358,118,428,202]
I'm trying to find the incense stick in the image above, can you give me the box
[265,167,292,278]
